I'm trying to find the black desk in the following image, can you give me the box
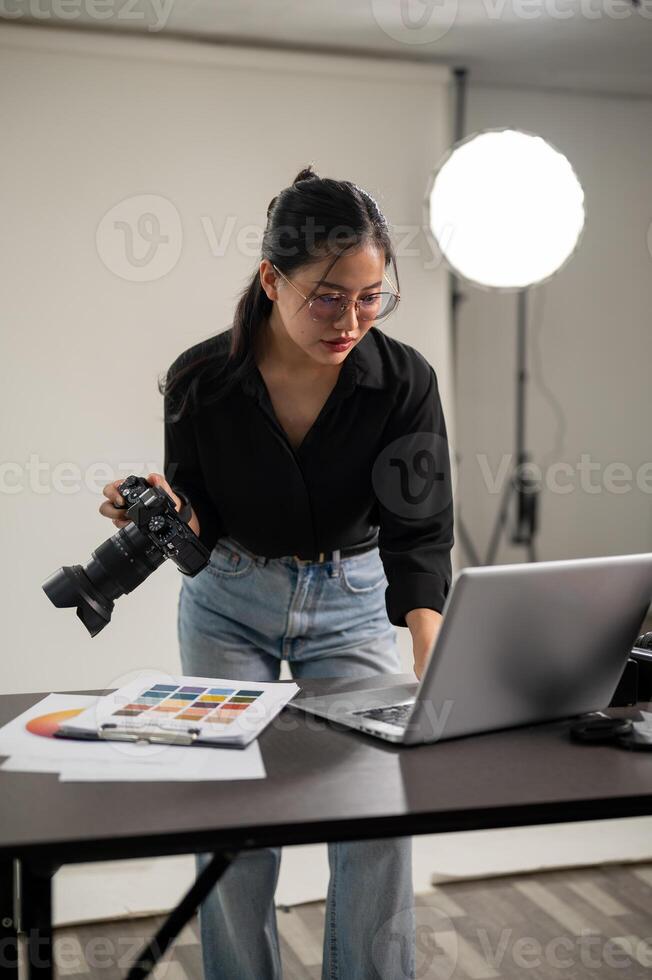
[2,675,652,979]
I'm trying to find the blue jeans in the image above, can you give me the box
[177,535,416,980]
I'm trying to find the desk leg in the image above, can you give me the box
[126,849,237,980]
[0,859,19,980]
[18,861,56,980]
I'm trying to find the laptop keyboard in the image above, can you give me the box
[354,702,414,727]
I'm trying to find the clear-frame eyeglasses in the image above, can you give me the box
[271,263,401,324]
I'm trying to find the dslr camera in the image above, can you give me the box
[42,475,210,637]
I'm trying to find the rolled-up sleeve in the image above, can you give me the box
[163,371,223,554]
[373,355,454,627]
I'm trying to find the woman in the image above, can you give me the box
[100,166,454,980]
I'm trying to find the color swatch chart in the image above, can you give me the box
[112,684,265,727]
[55,675,300,748]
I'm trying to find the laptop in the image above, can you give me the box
[291,553,652,745]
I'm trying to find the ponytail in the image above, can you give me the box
[159,163,398,421]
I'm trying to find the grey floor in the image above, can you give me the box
[45,862,652,978]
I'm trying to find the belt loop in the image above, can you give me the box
[330,548,341,578]
[233,536,267,567]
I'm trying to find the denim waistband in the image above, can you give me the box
[216,530,379,568]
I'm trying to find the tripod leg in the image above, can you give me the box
[457,514,482,566]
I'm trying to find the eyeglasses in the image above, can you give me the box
[271,263,400,324]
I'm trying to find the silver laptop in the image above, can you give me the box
[291,553,652,745]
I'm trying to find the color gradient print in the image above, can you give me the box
[25,708,86,738]
[111,684,264,726]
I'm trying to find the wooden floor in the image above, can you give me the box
[45,862,652,978]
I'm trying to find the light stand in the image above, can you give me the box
[448,68,482,567]
[426,122,585,566]
[484,288,539,564]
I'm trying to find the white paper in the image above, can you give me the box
[59,738,265,781]
[0,693,266,781]
[0,741,265,780]
[1,755,77,773]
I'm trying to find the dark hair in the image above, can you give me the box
[159,164,399,421]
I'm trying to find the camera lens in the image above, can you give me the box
[42,523,165,637]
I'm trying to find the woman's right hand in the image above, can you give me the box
[99,473,182,529]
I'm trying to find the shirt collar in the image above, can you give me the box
[353,327,386,389]
[240,327,386,399]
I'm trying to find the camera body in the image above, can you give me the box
[115,475,208,576]
[42,475,211,637]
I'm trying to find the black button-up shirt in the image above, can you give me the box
[163,325,454,627]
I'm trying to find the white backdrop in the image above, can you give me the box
[0,23,454,698]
